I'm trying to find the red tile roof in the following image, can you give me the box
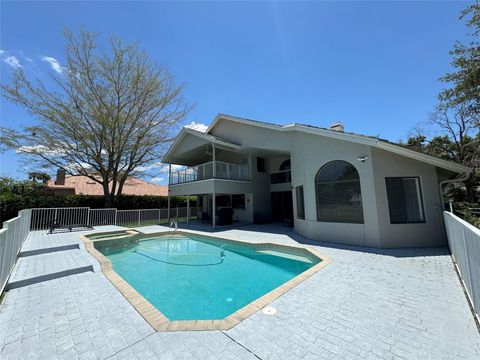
[47,176,168,196]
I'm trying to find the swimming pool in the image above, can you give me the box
[96,233,323,321]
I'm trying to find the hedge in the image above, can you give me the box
[0,194,196,225]
[452,202,480,229]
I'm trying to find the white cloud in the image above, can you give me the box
[0,50,5,55]
[150,177,164,183]
[159,164,186,173]
[3,56,22,68]
[17,145,67,156]
[136,161,164,172]
[41,56,63,73]
[184,121,208,133]
[25,57,33,63]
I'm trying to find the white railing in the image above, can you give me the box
[444,211,480,321]
[30,207,90,230]
[27,206,200,230]
[0,209,32,294]
[89,208,117,227]
[170,160,250,185]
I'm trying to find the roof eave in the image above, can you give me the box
[375,141,472,175]
[162,126,241,163]
[204,114,472,175]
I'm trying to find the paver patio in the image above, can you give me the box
[0,224,479,359]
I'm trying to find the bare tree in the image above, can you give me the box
[429,105,479,202]
[1,30,189,206]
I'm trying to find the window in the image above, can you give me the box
[315,160,364,223]
[232,194,245,209]
[279,159,291,171]
[296,186,305,219]
[216,195,231,207]
[257,157,266,173]
[385,177,425,224]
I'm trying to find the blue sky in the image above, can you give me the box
[0,1,473,184]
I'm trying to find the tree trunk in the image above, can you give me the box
[102,176,112,208]
[464,176,476,203]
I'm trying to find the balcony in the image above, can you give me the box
[270,170,291,184]
[170,161,251,185]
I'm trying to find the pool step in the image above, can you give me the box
[7,249,95,290]
[19,243,80,257]
[257,250,315,264]
[7,266,93,290]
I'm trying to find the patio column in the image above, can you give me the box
[212,192,216,229]
[212,142,216,178]
[187,195,190,224]
[167,163,171,224]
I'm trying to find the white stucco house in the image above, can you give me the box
[164,114,471,248]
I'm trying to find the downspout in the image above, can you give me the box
[436,171,470,245]
[439,171,471,211]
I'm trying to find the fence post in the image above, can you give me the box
[158,209,161,224]
[87,208,91,227]
[176,206,179,219]
[115,209,118,226]
[138,210,141,227]
[187,196,190,224]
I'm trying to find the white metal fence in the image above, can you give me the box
[28,206,199,231]
[0,209,32,294]
[444,211,480,321]
[0,206,200,295]
[30,207,90,230]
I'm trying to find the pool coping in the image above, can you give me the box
[79,230,332,331]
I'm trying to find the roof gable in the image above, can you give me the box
[207,114,471,175]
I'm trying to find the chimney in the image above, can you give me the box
[330,122,344,132]
[56,168,66,185]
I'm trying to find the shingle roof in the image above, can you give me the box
[47,176,168,196]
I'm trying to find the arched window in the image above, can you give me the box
[315,160,364,223]
[279,159,291,171]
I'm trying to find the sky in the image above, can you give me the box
[0,1,474,185]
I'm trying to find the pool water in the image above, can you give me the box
[101,234,319,320]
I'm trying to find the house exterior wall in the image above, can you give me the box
[169,179,254,196]
[168,119,454,248]
[289,132,380,247]
[210,122,291,221]
[370,148,446,247]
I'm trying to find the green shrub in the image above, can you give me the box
[452,202,480,229]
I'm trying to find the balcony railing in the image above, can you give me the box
[170,161,251,185]
[271,170,291,184]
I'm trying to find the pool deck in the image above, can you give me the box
[0,224,479,359]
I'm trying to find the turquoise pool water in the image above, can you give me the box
[101,233,319,320]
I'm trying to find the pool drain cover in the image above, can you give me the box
[262,306,277,315]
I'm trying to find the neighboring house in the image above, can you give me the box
[46,172,168,196]
[164,114,471,248]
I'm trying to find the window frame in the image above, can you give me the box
[385,176,426,224]
[256,157,266,173]
[232,194,246,209]
[295,185,305,220]
[315,160,364,224]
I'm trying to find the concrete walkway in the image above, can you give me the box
[0,224,479,359]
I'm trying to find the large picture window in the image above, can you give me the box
[315,160,364,223]
[296,186,305,219]
[385,177,425,224]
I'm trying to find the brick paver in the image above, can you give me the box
[0,224,479,359]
